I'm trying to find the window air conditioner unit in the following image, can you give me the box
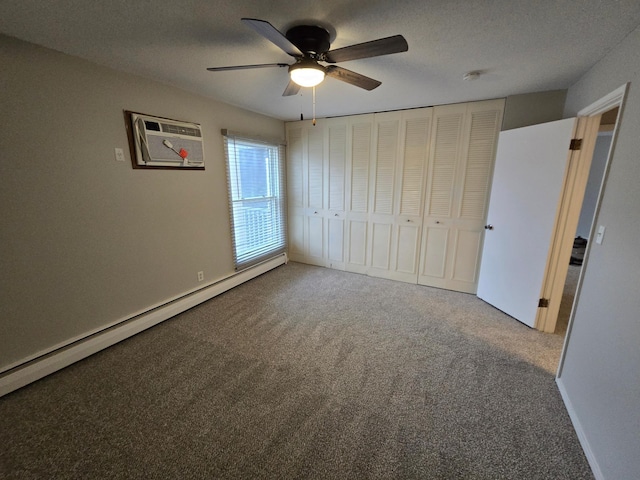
[128,112,205,169]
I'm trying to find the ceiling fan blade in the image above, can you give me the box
[324,35,408,63]
[207,63,289,72]
[283,79,301,97]
[325,66,381,91]
[241,18,303,57]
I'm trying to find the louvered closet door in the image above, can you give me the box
[368,108,433,283]
[285,120,326,265]
[286,124,306,262]
[305,122,326,266]
[368,112,400,279]
[391,108,433,282]
[345,115,374,274]
[418,99,505,293]
[325,119,347,270]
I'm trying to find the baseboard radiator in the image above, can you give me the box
[0,254,288,397]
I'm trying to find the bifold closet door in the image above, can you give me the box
[325,119,347,270]
[286,121,325,266]
[368,112,400,279]
[368,108,433,283]
[344,116,374,275]
[287,99,503,293]
[392,108,433,283]
[286,124,305,262]
[418,99,505,293]
[306,124,325,266]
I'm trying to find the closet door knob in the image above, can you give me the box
[484,224,493,230]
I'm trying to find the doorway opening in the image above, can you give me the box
[554,107,619,337]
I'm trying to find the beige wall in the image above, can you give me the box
[502,89,567,130]
[0,35,284,370]
[559,25,640,480]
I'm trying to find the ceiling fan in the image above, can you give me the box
[207,18,409,96]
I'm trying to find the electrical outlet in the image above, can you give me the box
[197,271,204,282]
[114,148,125,162]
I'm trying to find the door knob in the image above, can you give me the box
[484,224,494,230]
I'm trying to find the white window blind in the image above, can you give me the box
[223,131,287,270]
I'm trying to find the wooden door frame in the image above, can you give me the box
[536,84,628,334]
[555,84,629,374]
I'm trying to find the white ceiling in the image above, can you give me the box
[2,0,640,121]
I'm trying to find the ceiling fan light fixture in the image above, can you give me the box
[289,60,325,87]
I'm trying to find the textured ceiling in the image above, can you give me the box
[2,0,640,121]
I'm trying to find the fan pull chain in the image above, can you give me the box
[299,89,304,121]
[312,86,316,126]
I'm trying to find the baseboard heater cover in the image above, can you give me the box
[0,254,287,397]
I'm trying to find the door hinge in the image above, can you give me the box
[538,298,550,308]
[569,138,583,150]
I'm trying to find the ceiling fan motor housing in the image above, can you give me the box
[286,25,331,56]
[207,18,408,95]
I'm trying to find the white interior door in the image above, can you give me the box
[477,118,576,328]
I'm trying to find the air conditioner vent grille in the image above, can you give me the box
[161,123,201,138]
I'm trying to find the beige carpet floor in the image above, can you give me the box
[0,262,593,479]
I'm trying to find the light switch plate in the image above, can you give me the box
[595,225,606,245]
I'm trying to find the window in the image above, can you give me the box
[223,131,287,270]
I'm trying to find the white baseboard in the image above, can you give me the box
[0,254,287,398]
[556,377,604,480]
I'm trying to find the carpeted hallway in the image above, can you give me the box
[0,262,593,479]
[555,264,582,337]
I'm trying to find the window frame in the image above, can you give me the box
[222,130,287,270]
